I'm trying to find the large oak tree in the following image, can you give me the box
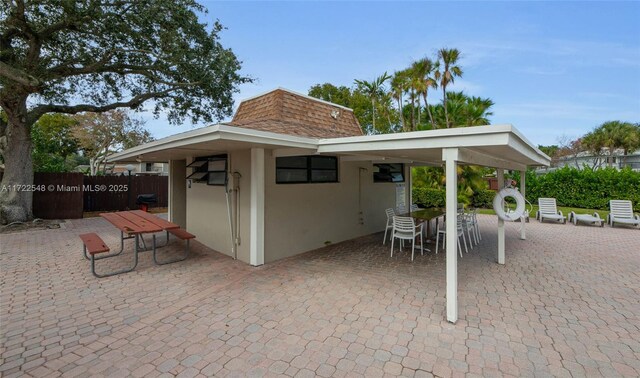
[0,1,251,223]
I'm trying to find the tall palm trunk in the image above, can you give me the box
[416,95,421,127]
[371,98,376,132]
[608,145,615,167]
[396,96,405,131]
[423,92,436,128]
[410,88,416,131]
[442,85,450,128]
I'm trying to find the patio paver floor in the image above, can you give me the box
[1,215,639,377]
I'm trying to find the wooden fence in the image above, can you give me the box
[33,172,85,219]
[83,175,168,212]
[32,173,168,219]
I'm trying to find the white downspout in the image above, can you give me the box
[233,171,241,253]
[225,174,236,259]
[225,155,241,260]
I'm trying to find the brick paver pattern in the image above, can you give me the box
[1,215,639,377]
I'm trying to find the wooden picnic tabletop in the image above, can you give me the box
[130,210,179,230]
[100,211,164,234]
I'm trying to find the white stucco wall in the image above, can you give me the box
[185,150,252,263]
[263,155,403,263]
[184,150,407,265]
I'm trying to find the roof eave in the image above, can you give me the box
[107,124,319,163]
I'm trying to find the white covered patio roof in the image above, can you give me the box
[318,124,549,170]
[109,123,550,168]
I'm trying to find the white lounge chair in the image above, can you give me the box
[536,198,566,224]
[569,211,604,227]
[607,200,640,228]
[390,216,423,261]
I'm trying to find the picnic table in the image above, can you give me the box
[98,210,187,266]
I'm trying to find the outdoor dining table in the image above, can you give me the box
[400,208,446,241]
[99,210,180,264]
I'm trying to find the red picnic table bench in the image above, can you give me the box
[80,210,194,278]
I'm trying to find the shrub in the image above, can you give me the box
[521,167,640,212]
[412,187,512,209]
[471,189,496,208]
[414,167,640,212]
[412,187,445,208]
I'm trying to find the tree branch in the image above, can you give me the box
[37,14,91,38]
[27,88,176,123]
[0,61,41,88]
[48,52,117,76]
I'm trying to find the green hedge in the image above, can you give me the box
[471,189,495,208]
[413,167,640,212]
[521,167,640,212]
[412,187,445,208]
[412,187,496,208]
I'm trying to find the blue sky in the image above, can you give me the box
[144,1,640,146]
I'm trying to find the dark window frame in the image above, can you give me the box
[373,163,405,183]
[186,154,228,186]
[276,156,339,184]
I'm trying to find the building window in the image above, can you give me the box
[373,163,404,183]
[186,154,228,185]
[276,156,338,184]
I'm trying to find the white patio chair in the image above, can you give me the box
[390,216,423,261]
[607,200,640,228]
[469,208,481,241]
[435,215,467,257]
[410,203,420,212]
[536,198,566,224]
[382,208,396,245]
[461,211,479,246]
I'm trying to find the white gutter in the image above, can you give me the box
[108,124,319,162]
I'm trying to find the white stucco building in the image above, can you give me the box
[109,88,550,323]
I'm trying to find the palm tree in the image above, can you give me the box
[378,91,397,133]
[407,69,419,131]
[411,57,439,128]
[583,121,640,167]
[464,96,494,126]
[391,71,409,131]
[354,72,391,133]
[436,48,463,128]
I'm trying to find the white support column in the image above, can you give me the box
[520,170,526,240]
[250,148,265,266]
[443,148,458,323]
[408,165,413,207]
[496,169,505,265]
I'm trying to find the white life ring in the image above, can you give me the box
[493,187,526,222]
